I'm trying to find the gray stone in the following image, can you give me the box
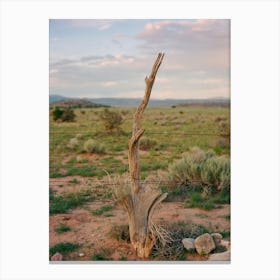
[51,252,63,261]
[211,233,223,245]
[208,250,230,261]
[194,233,216,255]
[182,238,195,251]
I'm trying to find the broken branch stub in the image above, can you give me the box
[125,52,167,258]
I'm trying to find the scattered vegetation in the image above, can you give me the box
[55,223,71,234]
[68,178,80,184]
[184,192,215,210]
[49,106,231,260]
[91,249,111,261]
[91,205,113,216]
[49,188,94,214]
[119,253,127,261]
[49,242,80,256]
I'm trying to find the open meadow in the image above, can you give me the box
[49,105,230,261]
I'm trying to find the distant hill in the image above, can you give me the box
[50,97,109,108]
[49,95,230,108]
[176,98,230,107]
[49,95,68,104]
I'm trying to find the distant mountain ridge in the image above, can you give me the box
[49,95,230,108]
[50,98,109,108]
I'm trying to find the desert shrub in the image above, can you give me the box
[52,107,76,122]
[83,139,105,154]
[67,137,79,149]
[60,107,76,122]
[52,107,64,121]
[75,133,83,140]
[214,138,230,149]
[139,137,158,150]
[219,120,230,136]
[99,108,123,132]
[168,147,230,193]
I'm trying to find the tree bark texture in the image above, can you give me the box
[125,53,167,258]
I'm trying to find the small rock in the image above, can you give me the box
[78,253,85,257]
[208,250,230,261]
[62,216,71,221]
[211,233,223,245]
[51,252,63,261]
[194,233,216,255]
[182,238,195,251]
[220,240,230,250]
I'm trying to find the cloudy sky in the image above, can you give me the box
[50,19,230,99]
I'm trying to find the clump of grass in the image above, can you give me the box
[109,225,130,242]
[91,205,113,215]
[83,139,105,154]
[223,214,230,220]
[66,165,99,177]
[184,192,215,210]
[184,188,230,210]
[159,184,189,202]
[139,137,158,150]
[168,147,230,193]
[55,223,71,234]
[91,249,111,261]
[67,137,79,149]
[212,244,227,253]
[49,242,80,256]
[50,189,93,214]
[119,253,127,261]
[68,178,80,184]
[220,230,230,238]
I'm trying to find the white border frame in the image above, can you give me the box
[1,1,279,279]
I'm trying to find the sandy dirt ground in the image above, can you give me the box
[49,177,230,261]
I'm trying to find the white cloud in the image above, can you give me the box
[101,81,118,87]
[68,19,122,30]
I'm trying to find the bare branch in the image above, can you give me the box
[128,53,165,193]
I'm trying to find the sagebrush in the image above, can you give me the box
[168,147,230,192]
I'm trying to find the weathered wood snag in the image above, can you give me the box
[123,53,167,258]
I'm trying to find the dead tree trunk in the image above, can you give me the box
[123,53,167,258]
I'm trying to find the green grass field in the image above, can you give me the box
[49,106,230,180]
